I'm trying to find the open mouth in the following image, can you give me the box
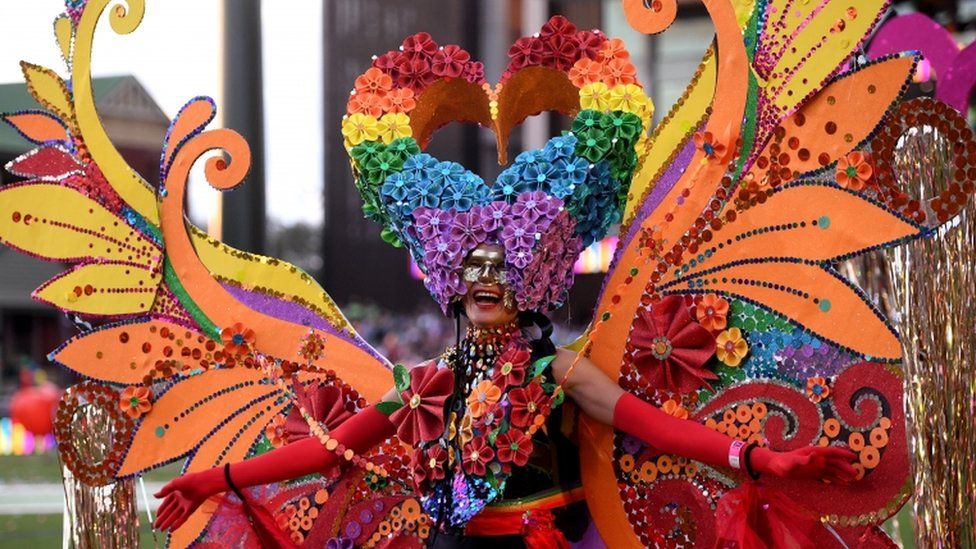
[472,287,502,307]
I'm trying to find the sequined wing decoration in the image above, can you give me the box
[0,2,421,547]
[578,0,976,547]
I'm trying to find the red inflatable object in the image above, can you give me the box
[10,382,61,435]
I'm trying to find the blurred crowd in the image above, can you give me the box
[344,303,587,366]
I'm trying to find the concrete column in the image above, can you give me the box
[221,0,267,254]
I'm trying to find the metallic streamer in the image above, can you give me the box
[59,399,141,548]
[887,127,976,547]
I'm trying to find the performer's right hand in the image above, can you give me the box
[153,468,225,531]
[152,405,396,531]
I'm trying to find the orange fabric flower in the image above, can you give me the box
[119,386,152,419]
[354,67,393,95]
[220,322,255,357]
[598,37,629,61]
[694,131,728,162]
[568,57,604,87]
[381,87,416,113]
[347,92,384,117]
[661,399,689,420]
[265,414,288,448]
[806,377,830,403]
[715,327,749,367]
[466,380,501,419]
[602,57,637,87]
[835,151,873,191]
[695,294,730,332]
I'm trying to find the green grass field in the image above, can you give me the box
[0,455,916,547]
[0,454,182,484]
[0,514,162,548]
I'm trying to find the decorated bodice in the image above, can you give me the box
[391,323,566,528]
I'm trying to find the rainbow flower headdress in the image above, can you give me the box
[342,16,653,312]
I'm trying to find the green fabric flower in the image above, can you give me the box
[351,140,386,169]
[387,137,421,161]
[571,109,605,135]
[602,111,642,142]
[575,127,612,162]
[363,151,404,185]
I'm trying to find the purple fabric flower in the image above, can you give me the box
[512,191,559,222]
[448,211,487,251]
[413,208,451,240]
[424,236,461,267]
[500,217,537,251]
[509,248,533,269]
[480,201,510,233]
[517,210,582,310]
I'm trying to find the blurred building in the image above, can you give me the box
[319,0,715,321]
[0,75,168,393]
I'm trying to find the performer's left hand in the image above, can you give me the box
[752,445,859,483]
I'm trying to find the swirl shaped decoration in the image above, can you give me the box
[0,0,974,547]
[574,0,976,547]
[1,2,398,547]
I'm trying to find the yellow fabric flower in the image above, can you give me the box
[378,112,412,144]
[716,327,749,367]
[341,113,380,147]
[579,82,611,111]
[608,84,652,118]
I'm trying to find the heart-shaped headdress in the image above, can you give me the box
[342,16,653,312]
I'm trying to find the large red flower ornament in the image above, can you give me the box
[390,363,454,446]
[631,295,717,393]
[284,382,354,443]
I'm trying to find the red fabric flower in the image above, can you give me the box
[373,50,401,76]
[431,45,470,78]
[508,37,545,70]
[410,444,448,490]
[539,15,577,41]
[462,435,495,476]
[284,382,353,443]
[396,57,434,92]
[496,428,533,466]
[508,382,548,428]
[576,30,606,60]
[492,345,529,389]
[545,33,581,71]
[463,61,485,84]
[631,295,717,393]
[401,32,438,58]
[389,363,454,446]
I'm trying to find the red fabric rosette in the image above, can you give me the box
[284,382,354,443]
[389,363,454,446]
[631,295,717,393]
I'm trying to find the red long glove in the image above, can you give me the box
[153,405,395,532]
[612,393,858,481]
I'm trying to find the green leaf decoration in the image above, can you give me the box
[375,400,403,416]
[529,355,555,379]
[393,364,410,392]
[551,387,565,407]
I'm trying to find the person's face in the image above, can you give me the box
[460,244,518,328]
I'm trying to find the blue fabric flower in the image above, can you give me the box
[407,177,443,210]
[430,160,467,188]
[380,172,410,202]
[542,134,577,161]
[403,153,437,177]
[441,172,484,212]
[492,169,531,203]
[521,161,554,188]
